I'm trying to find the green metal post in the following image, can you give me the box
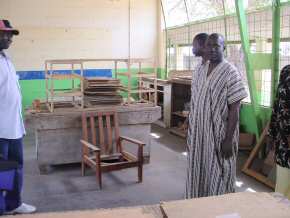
[160,0,168,79]
[235,0,260,140]
[222,0,228,57]
[271,0,281,105]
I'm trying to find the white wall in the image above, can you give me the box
[0,0,158,70]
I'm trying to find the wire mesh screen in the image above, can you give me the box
[280,5,290,79]
[166,3,290,107]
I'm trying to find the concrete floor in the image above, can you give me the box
[22,124,271,213]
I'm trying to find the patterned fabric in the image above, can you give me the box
[268,65,290,169]
[186,60,248,199]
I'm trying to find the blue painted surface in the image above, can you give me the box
[17,69,112,80]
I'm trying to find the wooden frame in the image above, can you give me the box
[44,58,157,112]
[141,78,172,128]
[45,60,84,112]
[115,58,158,106]
[80,111,145,189]
[242,122,275,189]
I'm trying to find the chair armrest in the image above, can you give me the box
[80,139,100,152]
[119,136,145,146]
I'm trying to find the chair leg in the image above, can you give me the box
[81,160,85,176]
[138,164,143,183]
[138,145,143,183]
[96,168,102,189]
[96,152,102,189]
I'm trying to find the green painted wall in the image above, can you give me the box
[20,67,159,110]
[240,104,271,134]
[20,79,79,110]
[157,68,167,79]
[20,68,270,134]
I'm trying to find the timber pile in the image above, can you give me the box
[83,77,123,106]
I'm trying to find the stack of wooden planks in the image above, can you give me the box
[83,77,123,106]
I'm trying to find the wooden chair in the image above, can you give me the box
[80,111,145,189]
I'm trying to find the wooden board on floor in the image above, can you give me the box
[242,122,275,189]
[161,192,290,218]
[3,207,157,218]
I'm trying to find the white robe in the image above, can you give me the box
[186,60,248,198]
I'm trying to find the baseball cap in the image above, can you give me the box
[0,20,19,35]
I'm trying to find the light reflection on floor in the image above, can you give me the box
[150,133,161,139]
[150,126,269,193]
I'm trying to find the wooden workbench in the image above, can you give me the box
[25,105,161,172]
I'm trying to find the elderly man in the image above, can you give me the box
[0,20,36,214]
[186,33,248,198]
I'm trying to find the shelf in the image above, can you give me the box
[172,111,189,118]
[46,90,83,97]
[120,87,156,93]
[169,127,187,138]
[46,73,83,80]
[117,72,156,78]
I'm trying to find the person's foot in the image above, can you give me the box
[5,203,36,215]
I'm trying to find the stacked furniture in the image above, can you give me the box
[83,77,123,106]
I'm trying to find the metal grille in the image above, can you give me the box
[165,3,290,107]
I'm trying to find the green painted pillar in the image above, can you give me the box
[235,0,260,140]
[271,0,281,105]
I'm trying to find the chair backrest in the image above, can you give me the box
[81,111,120,155]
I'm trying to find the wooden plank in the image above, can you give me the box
[84,155,97,169]
[172,111,188,118]
[106,115,113,154]
[122,151,137,162]
[98,113,105,154]
[90,116,97,146]
[46,58,129,64]
[169,127,186,138]
[120,136,145,145]
[117,72,156,78]
[86,84,122,88]
[81,139,100,152]
[101,161,139,172]
[6,207,157,218]
[46,74,83,80]
[161,192,290,218]
[81,114,89,165]
[100,153,122,160]
[50,91,83,97]
[242,123,273,189]
[243,168,275,189]
[120,88,156,93]
[114,113,121,152]
[84,91,119,96]
[81,113,88,141]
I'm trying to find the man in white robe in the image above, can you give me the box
[186,33,248,198]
